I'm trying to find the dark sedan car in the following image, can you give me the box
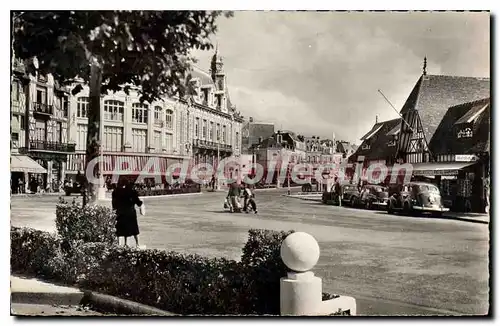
[352,184,389,209]
[387,182,449,217]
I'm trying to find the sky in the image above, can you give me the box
[190,11,490,144]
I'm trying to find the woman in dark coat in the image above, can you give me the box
[112,178,144,247]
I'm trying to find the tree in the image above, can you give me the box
[13,10,232,205]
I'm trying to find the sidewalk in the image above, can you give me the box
[10,275,174,316]
[442,212,489,224]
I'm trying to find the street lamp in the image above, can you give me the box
[216,136,220,191]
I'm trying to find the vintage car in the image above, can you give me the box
[387,182,450,217]
[352,184,389,209]
[64,182,83,196]
[322,184,360,206]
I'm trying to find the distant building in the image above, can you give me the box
[241,118,275,153]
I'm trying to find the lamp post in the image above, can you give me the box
[216,139,220,191]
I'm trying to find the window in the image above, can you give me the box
[195,118,200,138]
[209,121,214,141]
[216,123,221,142]
[164,133,173,153]
[132,128,147,152]
[76,124,88,150]
[165,109,173,129]
[236,132,239,149]
[35,119,46,141]
[20,116,26,130]
[154,106,163,126]
[62,96,69,117]
[154,131,162,152]
[54,122,62,143]
[202,120,207,139]
[222,125,227,143]
[104,100,124,121]
[12,81,19,101]
[77,97,89,118]
[457,127,473,139]
[202,89,209,105]
[36,87,47,104]
[132,103,148,124]
[216,95,222,109]
[103,126,123,151]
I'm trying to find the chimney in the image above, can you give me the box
[258,137,263,144]
[376,115,378,124]
[249,117,254,123]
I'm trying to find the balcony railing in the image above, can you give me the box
[33,102,53,115]
[192,139,232,151]
[29,140,76,153]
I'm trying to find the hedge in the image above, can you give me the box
[12,202,340,315]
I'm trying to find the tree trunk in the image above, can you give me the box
[83,59,102,206]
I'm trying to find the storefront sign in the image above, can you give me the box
[455,154,478,162]
[413,169,460,177]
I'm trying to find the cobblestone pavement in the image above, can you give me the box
[11,303,103,316]
[11,190,489,316]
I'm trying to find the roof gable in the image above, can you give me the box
[360,122,384,141]
[428,98,490,155]
[403,74,490,142]
[351,118,401,161]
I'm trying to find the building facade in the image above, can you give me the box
[241,118,275,154]
[11,58,75,194]
[9,50,243,188]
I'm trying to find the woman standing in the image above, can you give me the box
[112,178,145,247]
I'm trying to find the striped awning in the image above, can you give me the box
[11,155,47,174]
[410,162,477,176]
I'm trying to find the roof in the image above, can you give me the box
[386,123,401,136]
[190,66,215,87]
[400,74,490,143]
[350,118,401,161]
[428,98,490,155]
[360,122,384,141]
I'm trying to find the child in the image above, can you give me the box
[244,185,258,214]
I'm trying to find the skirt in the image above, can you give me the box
[115,215,140,237]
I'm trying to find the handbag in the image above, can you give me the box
[139,203,146,216]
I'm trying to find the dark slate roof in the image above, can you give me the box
[400,74,490,143]
[428,98,490,155]
[360,122,384,141]
[350,118,401,161]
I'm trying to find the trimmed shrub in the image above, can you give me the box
[11,226,340,315]
[10,227,61,278]
[240,229,295,314]
[55,197,116,245]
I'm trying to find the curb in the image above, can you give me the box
[11,193,64,198]
[81,291,176,316]
[284,195,322,202]
[11,290,175,316]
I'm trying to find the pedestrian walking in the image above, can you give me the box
[112,177,145,247]
[243,184,258,214]
[334,178,342,207]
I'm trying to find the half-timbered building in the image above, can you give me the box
[427,98,490,212]
[10,58,75,193]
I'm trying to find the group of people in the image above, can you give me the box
[224,183,258,213]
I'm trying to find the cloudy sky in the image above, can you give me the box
[191,11,490,144]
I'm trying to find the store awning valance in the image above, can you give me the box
[410,162,476,177]
[11,155,47,174]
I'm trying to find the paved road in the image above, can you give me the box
[10,190,490,316]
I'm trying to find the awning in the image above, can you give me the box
[11,155,47,174]
[410,162,477,177]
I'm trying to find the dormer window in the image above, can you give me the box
[388,134,398,147]
[362,143,371,150]
[457,127,473,139]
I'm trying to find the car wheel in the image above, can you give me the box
[65,191,71,196]
[387,202,393,214]
[350,197,356,207]
[403,202,411,215]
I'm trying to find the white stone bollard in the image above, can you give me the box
[280,232,356,316]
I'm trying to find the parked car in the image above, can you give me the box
[342,184,361,206]
[64,182,82,196]
[352,184,389,209]
[387,182,449,217]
